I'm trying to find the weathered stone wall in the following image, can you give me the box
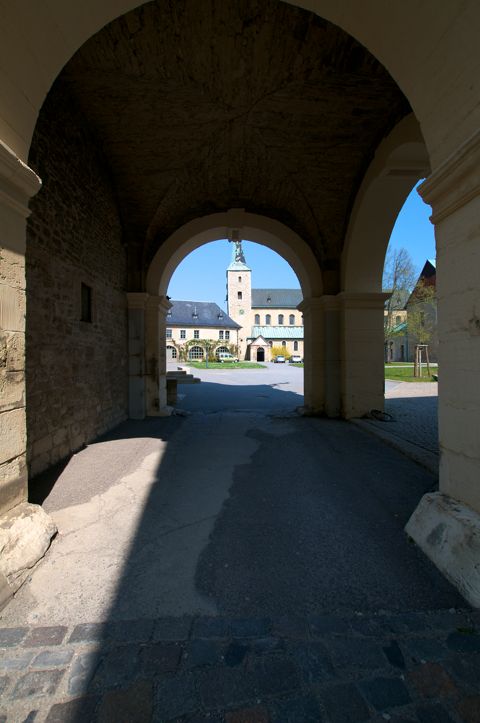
[25,83,128,479]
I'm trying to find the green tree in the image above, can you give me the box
[270,345,291,360]
[407,279,436,345]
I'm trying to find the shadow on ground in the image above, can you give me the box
[16,380,469,721]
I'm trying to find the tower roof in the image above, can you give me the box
[227,239,251,271]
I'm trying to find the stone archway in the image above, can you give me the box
[1,0,480,609]
[142,210,321,416]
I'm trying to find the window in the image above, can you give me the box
[278,314,284,324]
[254,314,260,324]
[289,314,295,325]
[225,331,230,340]
[166,345,177,359]
[180,329,186,339]
[194,330,200,339]
[166,328,172,339]
[238,291,242,300]
[188,346,204,359]
[396,315,402,325]
[294,341,298,351]
[238,276,242,283]
[281,341,286,347]
[80,283,92,323]
[266,314,271,325]
[219,330,224,340]
[216,346,229,357]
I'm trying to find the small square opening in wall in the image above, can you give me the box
[81,282,92,323]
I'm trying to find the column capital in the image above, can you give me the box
[0,140,41,218]
[126,292,149,310]
[418,128,480,224]
[337,292,390,310]
[126,293,172,312]
[298,295,339,314]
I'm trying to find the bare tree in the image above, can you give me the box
[383,247,417,347]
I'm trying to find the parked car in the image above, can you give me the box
[274,355,286,363]
[290,355,302,363]
[217,352,239,363]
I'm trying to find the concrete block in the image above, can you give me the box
[406,492,480,607]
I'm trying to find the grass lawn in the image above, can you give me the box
[384,366,437,382]
[384,362,438,367]
[289,362,304,367]
[188,361,266,369]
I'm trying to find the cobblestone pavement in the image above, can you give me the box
[2,610,480,722]
[355,383,439,473]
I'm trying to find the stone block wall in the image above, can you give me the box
[25,83,128,480]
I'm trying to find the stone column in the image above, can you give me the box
[127,292,172,419]
[299,296,341,416]
[405,129,480,606]
[126,292,148,419]
[338,292,389,419]
[0,141,56,609]
[145,294,172,416]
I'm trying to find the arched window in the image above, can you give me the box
[266,314,271,325]
[254,314,260,324]
[238,276,242,283]
[215,346,229,357]
[281,341,286,347]
[278,314,284,324]
[166,345,177,359]
[396,315,402,325]
[293,341,298,351]
[188,346,204,359]
[238,291,242,300]
[289,314,295,325]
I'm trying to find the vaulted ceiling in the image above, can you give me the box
[54,0,410,283]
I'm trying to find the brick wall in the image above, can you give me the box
[26,82,128,479]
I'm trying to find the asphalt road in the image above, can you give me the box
[6,365,461,628]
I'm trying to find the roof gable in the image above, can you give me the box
[168,300,240,328]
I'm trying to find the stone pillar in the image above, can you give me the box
[127,293,148,419]
[0,140,56,609]
[299,296,341,416]
[406,129,480,606]
[339,292,389,418]
[145,294,171,416]
[127,292,172,419]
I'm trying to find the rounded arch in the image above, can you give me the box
[1,2,478,169]
[145,210,323,299]
[341,114,430,293]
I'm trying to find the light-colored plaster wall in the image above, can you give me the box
[25,84,128,479]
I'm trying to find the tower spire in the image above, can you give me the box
[227,230,250,271]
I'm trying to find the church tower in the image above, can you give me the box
[226,234,251,359]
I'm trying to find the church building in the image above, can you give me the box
[226,240,303,361]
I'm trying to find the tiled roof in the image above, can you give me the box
[249,325,304,339]
[167,300,240,329]
[251,288,302,308]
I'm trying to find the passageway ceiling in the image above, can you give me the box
[52,0,410,290]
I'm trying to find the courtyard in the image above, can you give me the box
[1,370,478,721]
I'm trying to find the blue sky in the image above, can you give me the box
[167,182,435,311]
